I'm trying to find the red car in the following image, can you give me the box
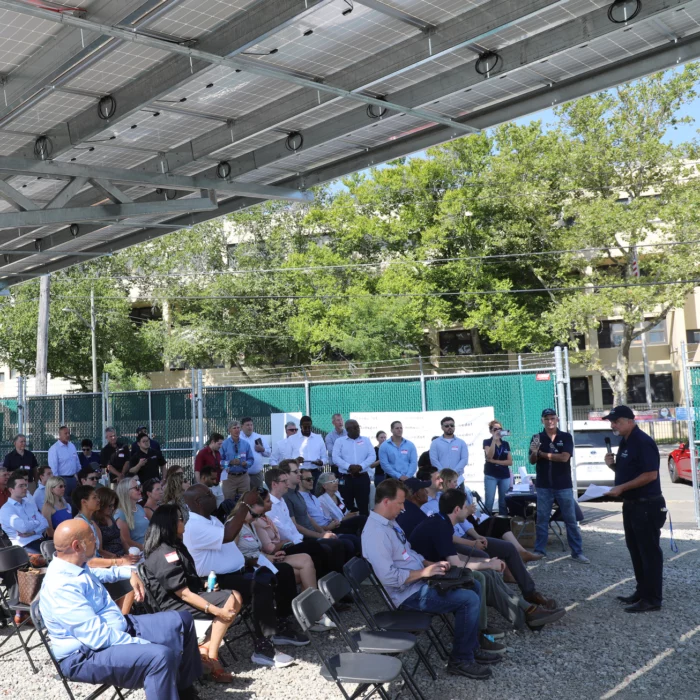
[668,442,697,483]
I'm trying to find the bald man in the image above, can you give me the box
[40,520,202,700]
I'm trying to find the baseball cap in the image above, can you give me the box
[404,478,431,493]
[541,408,557,417]
[602,405,635,421]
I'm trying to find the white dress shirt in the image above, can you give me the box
[318,491,348,523]
[270,436,296,466]
[33,483,46,511]
[47,440,80,477]
[0,495,49,546]
[289,432,326,469]
[268,493,303,544]
[241,431,271,475]
[183,511,245,576]
[332,435,375,474]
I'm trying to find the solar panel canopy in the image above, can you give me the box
[0,0,697,286]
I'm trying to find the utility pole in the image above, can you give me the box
[90,286,98,393]
[35,274,50,395]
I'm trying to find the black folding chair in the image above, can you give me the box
[293,588,404,700]
[319,573,426,700]
[0,545,42,672]
[29,596,128,700]
[342,557,444,680]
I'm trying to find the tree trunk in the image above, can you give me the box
[612,324,635,406]
[471,327,483,355]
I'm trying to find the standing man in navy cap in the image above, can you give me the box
[529,408,589,564]
[603,405,666,613]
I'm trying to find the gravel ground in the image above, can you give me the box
[2,524,700,700]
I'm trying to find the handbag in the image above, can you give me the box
[17,567,46,605]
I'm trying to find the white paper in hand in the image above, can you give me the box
[518,467,532,485]
[257,554,279,574]
[578,484,612,502]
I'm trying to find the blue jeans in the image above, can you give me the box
[535,487,583,557]
[484,475,510,515]
[399,579,481,663]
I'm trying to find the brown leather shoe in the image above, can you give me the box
[524,591,558,610]
[525,605,566,629]
[520,550,544,563]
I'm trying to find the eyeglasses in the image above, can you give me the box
[443,423,455,428]
[130,484,141,490]
[393,526,407,544]
[490,427,501,432]
[86,476,98,482]
[286,427,298,432]
[301,477,313,482]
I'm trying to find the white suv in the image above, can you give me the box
[572,420,616,492]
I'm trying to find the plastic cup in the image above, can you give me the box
[128,547,140,557]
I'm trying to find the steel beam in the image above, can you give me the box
[353,0,435,32]
[0,193,217,228]
[89,179,134,204]
[0,180,39,211]
[46,177,88,209]
[7,25,696,280]
[0,157,313,202]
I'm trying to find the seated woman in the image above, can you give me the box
[115,476,149,552]
[161,469,189,523]
[41,476,72,537]
[141,478,163,520]
[316,472,367,537]
[72,485,138,614]
[236,496,316,591]
[441,469,543,563]
[143,504,241,682]
[94,487,128,558]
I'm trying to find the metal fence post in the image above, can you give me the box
[563,347,578,496]
[554,346,567,426]
[302,367,310,416]
[60,394,65,426]
[17,375,24,435]
[419,357,427,412]
[191,369,197,458]
[197,369,204,451]
[680,341,700,527]
[147,389,153,437]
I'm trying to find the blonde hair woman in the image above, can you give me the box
[41,476,71,537]
[114,476,149,551]
[162,469,189,523]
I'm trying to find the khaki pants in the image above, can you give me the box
[222,473,250,500]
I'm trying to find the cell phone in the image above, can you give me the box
[499,430,510,437]
[255,438,263,446]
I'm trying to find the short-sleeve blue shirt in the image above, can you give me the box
[534,430,574,490]
[614,426,661,500]
[483,438,511,480]
[408,514,457,562]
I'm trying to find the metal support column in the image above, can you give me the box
[554,346,568,428]
[680,342,700,527]
[302,368,310,417]
[101,372,109,437]
[60,393,65,426]
[563,347,578,495]
[147,389,153,437]
[419,357,427,412]
[196,369,204,451]
[517,355,526,435]
[17,375,24,435]
[190,369,197,458]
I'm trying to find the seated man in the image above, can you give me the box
[410,489,566,633]
[77,466,101,487]
[182,485,307,668]
[40,519,201,700]
[0,472,48,553]
[395,477,430,538]
[199,465,225,507]
[362,478,499,681]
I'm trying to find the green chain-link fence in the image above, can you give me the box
[14,355,557,475]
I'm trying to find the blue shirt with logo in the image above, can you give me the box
[482,438,511,480]
[533,430,574,490]
[614,426,661,500]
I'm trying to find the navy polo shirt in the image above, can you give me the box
[408,513,457,562]
[396,500,428,538]
[614,426,661,500]
[534,430,574,490]
[483,438,511,480]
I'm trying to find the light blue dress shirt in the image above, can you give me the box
[220,436,254,475]
[0,496,49,546]
[420,494,440,517]
[40,556,147,660]
[300,491,330,527]
[47,440,81,477]
[379,438,418,479]
[240,431,270,475]
[33,483,46,511]
[429,437,469,478]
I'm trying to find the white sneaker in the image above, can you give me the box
[251,639,295,667]
[571,554,590,564]
[309,614,337,632]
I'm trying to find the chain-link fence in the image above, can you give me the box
[12,353,560,476]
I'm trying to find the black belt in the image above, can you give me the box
[622,495,664,503]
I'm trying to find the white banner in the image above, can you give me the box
[350,407,494,487]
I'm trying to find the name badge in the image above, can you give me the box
[400,450,408,455]
[165,551,179,563]
[243,535,255,541]
[118,453,124,458]
[451,446,459,451]
[356,440,363,445]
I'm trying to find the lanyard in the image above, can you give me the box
[667,510,679,554]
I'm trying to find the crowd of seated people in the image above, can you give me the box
[0,415,579,698]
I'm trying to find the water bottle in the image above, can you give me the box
[207,571,217,592]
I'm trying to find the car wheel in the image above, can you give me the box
[669,458,680,483]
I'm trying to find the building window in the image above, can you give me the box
[9,369,17,379]
[226,243,237,267]
[602,373,674,405]
[687,330,700,344]
[0,373,6,382]
[570,377,590,406]
[597,319,667,348]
